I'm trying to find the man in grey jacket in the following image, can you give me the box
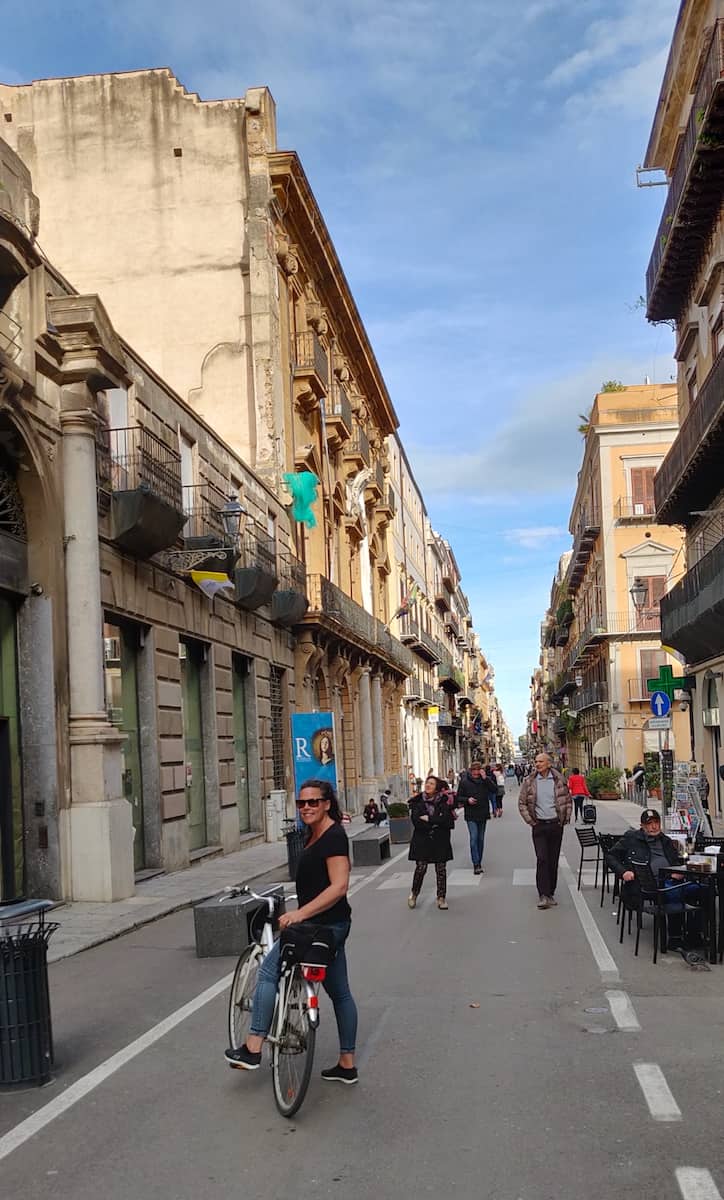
[518,752,572,909]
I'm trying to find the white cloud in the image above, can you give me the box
[504,526,568,550]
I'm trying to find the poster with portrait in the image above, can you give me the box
[291,711,338,795]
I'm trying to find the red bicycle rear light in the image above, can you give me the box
[302,965,327,982]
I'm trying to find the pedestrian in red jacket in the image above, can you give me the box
[567,768,591,823]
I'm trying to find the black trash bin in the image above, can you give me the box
[0,900,58,1087]
[284,823,306,880]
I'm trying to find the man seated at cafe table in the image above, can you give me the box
[608,809,706,955]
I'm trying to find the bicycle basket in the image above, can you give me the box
[279,923,336,968]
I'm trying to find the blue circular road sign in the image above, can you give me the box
[650,690,671,717]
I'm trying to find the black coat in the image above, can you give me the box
[456,772,494,823]
[608,827,682,878]
[408,793,455,863]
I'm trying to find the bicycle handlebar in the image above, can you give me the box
[218,884,297,910]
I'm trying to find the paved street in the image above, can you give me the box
[2,787,724,1200]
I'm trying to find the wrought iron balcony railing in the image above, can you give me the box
[100,425,183,510]
[646,20,724,321]
[182,481,228,541]
[294,329,328,388]
[654,343,724,524]
[565,609,662,670]
[302,574,413,674]
[343,425,370,466]
[240,520,277,576]
[615,495,656,522]
[660,531,724,662]
[570,680,608,712]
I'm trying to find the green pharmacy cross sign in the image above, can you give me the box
[646,664,688,702]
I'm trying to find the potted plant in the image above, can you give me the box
[387,801,412,844]
[585,766,622,800]
[644,753,661,800]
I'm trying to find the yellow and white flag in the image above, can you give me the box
[190,570,234,599]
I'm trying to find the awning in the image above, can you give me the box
[591,735,611,759]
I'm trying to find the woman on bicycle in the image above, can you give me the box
[224,779,358,1084]
[407,775,456,910]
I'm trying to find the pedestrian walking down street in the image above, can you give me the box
[408,776,456,910]
[493,764,506,817]
[567,768,591,822]
[456,760,490,874]
[518,752,572,909]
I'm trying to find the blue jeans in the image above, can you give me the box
[466,820,487,867]
[661,878,704,912]
[249,920,357,1054]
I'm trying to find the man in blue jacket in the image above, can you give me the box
[456,761,494,874]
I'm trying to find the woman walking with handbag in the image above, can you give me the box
[224,778,358,1084]
[407,775,456,910]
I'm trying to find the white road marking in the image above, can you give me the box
[512,869,537,885]
[606,990,641,1032]
[446,870,481,887]
[0,971,235,1163]
[348,848,408,897]
[377,872,413,890]
[559,855,619,983]
[676,1169,724,1199]
[633,1062,682,1122]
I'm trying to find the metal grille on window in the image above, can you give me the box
[269,666,286,788]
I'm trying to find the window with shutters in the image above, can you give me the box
[269,666,286,789]
[629,466,656,516]
[635,575,666,631]
[638,648,667,697]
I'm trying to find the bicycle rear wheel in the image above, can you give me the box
[228,944,262,1050]
[272,973,316,1118]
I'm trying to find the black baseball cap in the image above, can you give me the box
[640,809,661,825]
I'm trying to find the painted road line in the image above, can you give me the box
[606,990,641,1032]
[512,869,537,886]
[348,848,408,898]
[559,854,620,983]
[0,971,235,1163]
[633,1062,682,1122]
[676,1169,724,1200]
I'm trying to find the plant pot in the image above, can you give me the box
[388,816,412,844]
[597,791,620,800]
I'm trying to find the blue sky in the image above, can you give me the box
[2,0,680,737]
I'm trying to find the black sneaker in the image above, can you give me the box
[473,865,482,875]
[321,1064,358,1085]
[225,1044,262,1070]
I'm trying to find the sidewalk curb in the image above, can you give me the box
[48,854,288,965]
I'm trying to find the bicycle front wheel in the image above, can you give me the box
[228,944,263,1050]
[272,973,316,1118]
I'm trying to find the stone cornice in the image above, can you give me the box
[269,151,398,436]
[44,294,129,389]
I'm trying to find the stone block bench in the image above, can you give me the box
[352,826,391,867]
[194,884,286,957]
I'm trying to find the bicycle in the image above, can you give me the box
[223,884,329,1118]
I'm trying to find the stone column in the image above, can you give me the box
[60,391,134,901]
[358,667,375,782]
[370,673,384,779]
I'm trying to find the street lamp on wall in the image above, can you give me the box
[221,497,247,547]
[629,576,648,612]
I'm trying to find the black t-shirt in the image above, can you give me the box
[295,823,352,925]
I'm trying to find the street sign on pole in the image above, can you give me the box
[648,716,672,730]
[650,690,671,718]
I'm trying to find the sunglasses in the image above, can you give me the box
[297,797,323,809]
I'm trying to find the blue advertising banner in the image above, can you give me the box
[291,711,338,796]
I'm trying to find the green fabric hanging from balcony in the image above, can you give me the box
[283,471,319,528]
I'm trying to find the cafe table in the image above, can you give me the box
[658,864,719,965]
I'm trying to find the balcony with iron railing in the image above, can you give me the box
[294,329,328,389]
[270,549,308,625]
[646,20,724,321]
[660,531,724,663]
[182,481,228,542]
[325,383,352,447]
[654,343,724,524]
[629,677,654,702]
[438,660,464,693]
[0,310,22,362]
[565,609,662,670]
[570,680,609,712]
[615,495,657,522]
[565,508,601,594]
[301,573,413,675]
[342,425,370,468]
[376,483,396,521]
[96,424,186,557]
[365,457,385,500]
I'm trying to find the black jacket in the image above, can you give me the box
[456,771,494,822]
[408,793,455,863]
[608,827,682,879]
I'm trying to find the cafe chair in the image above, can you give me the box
[597,834,620,909]
[628,862,690,963]
[574,827,600,891]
